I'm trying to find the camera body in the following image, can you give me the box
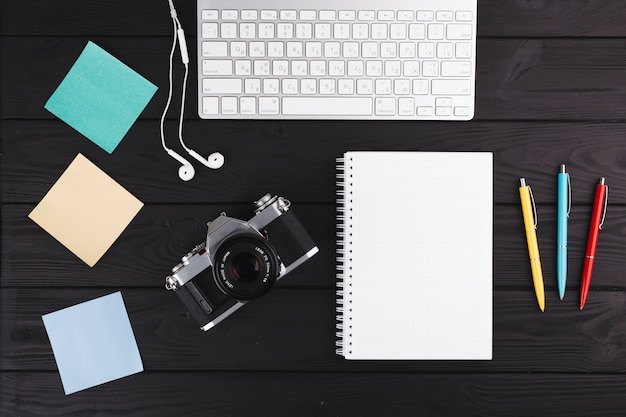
[165,194,318,330]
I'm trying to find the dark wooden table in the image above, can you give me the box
[3,1,626,415]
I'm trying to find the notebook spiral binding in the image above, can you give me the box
[336,156,352,356]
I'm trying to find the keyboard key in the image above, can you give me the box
[234,60,251,75]
[241,10,258,20]
[203,79,242,94]
[263,79,280,94]
[417,11,434,21]
[409,23,426,39]
[277,23,294,39]
[260,10,278,20]
[239,23,256,39]
[447,24,473,40]
[268,42,284,57]
[304,42,322,58]
[282,79,299,94]
[394,79,411,95]
[375,98,396,115]
[240,97,256,114]
[375,79,392,95]
[230,42,246,57]
[455,42,472,58]
[300,79,317,94]
[249,42,265,57]
[441,61,472,77]
[456,11,473,22]
[325,42,342,58]
[366,61,383,76]
[221,97,238,114]
[437,42,454,58]
[357,79,373,95]
[296,23,313,39]
[201,10,218,20]
[338,79,354,94]
[390,24,407,40]
[422,61,439,77]
[202,41,228,57]
[259,23,275,39]
[358,11,375,21]
[454,106,471,116]
[353,23,369,39]
[398,97,415,115]
[371,24,388,40]
[334,23,350,39]
[202,60,233,76]
[283,97,373,115]
[244,78,261,94]
[201,23,218,39]
[280,10,297,20]
[319,10,337,21]
[315,23,332,39]
[432,79,471,95]
[378,11,395,21]
[436,11,453,21]
[397,11,414,21]
[203,97,219,114]
[221,10,238,20]
[319,79,336,94]
[427,24,445,40]
[436,106,452,116]
[412,79,429,95]
[221,23,237,39]
[338,10,356,21]
[259,97,280,114]
[300,10,316,20]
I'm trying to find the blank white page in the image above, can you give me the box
[337,151,492,360]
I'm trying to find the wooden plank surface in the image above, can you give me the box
[3,0,626,415]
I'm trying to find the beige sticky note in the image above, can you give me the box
[29,153,143,267]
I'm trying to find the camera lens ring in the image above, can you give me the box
[213,234,280,300]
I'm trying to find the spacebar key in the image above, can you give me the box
[282,97,373,116]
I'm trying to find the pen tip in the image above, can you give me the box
[560,296,563,300]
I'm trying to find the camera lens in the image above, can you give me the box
[214,234,280,300]
[230,253,261,282]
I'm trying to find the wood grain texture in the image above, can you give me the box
[3,288,626,374]
[3,120,626,204]
[4,371,626,417]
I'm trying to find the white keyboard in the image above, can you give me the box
[197,0,477,120]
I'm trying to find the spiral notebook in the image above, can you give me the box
[336,151,493,360]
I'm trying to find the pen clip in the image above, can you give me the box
[529,185,538,229]
[600,184,608,230]
[567,174,571,217]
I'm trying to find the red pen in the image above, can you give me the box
[580,177,608,310]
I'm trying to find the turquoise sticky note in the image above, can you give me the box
[42,292,144,395]
[45,41,157,153]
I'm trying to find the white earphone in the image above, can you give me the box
[160,0,224,181]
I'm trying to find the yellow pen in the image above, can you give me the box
[519,178,545,312]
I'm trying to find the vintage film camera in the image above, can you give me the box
[165,194,319,330]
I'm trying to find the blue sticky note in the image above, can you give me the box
[42,292,144,395]
[45,41,157,153]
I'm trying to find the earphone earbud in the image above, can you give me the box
[188,149,225,169]
[161,0,224,180]
[167,149,195,181]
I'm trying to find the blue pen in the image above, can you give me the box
[557,164,570,299]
